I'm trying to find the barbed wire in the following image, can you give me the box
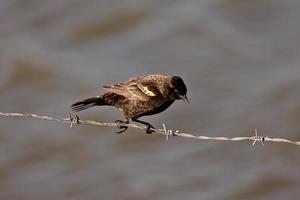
[0,111,300,147]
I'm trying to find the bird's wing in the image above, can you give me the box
[103,79,160,101]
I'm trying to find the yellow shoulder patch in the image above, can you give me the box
[137,84,156,97]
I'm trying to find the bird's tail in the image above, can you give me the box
[71,96,107,112]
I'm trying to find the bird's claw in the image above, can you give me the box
[114,120,128,134]
[146,124,155,134]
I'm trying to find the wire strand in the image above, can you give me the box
[1,112,300,147]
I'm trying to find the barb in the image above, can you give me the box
[0,112,300,147]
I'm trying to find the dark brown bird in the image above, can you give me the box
[71,74,189,133]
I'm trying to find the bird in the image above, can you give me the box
[71,74,189,134]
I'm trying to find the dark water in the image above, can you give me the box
[0,0,300,199]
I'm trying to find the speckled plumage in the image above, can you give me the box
[71,74,188,133]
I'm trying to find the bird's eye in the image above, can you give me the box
[171,76,187,96]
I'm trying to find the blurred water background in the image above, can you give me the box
[0,0,300,199]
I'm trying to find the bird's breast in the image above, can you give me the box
[123,99,174,118]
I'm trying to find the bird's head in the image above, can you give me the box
[169,76,189,103]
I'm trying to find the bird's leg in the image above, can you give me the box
[132,118,155,134]
[114,117,129,134]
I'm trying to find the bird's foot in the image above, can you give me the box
[146,124,155,134]
[114,120,128,134]
[132,119,155,134]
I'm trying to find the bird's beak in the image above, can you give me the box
[180,95,189,103]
